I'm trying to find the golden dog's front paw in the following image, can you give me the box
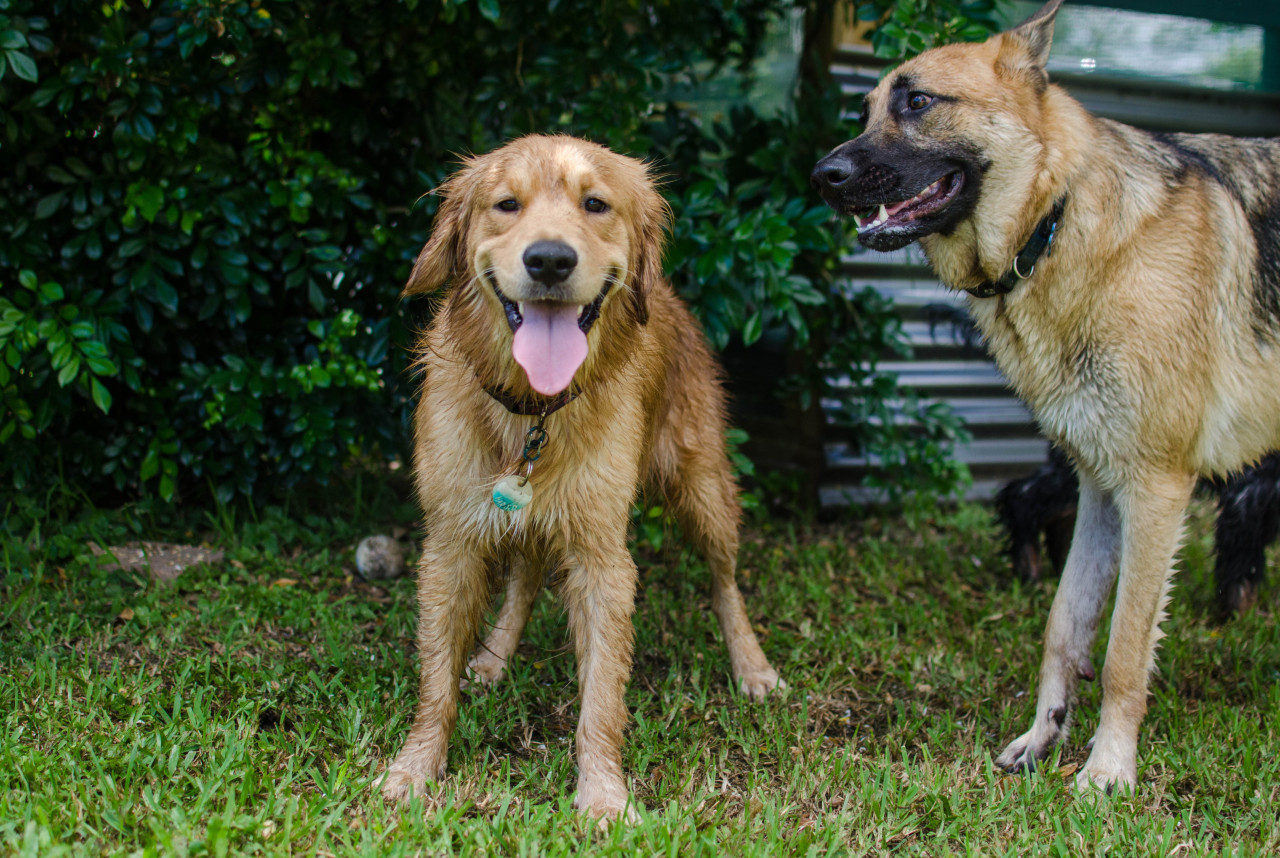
[379,767,427,803]
[574,777,640,824]
[736,666,784,701]
[461,651,507,690]
[380,742,448,803]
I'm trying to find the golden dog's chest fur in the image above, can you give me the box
[413,282,711,544]
[381,135,781,822]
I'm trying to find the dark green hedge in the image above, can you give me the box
[0,0,994,508]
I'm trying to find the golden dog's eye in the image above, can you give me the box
[496,198,520,212]
[907,92,934,112]
[584,197,608,214]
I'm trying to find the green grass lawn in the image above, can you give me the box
[2,496,1277,856]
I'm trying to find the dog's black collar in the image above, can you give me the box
[966,197,1066,299]
[481,383,583,416]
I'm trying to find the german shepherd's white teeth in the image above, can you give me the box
[913,179,942,202]
[857,204,890,233]
[576,305,587,321]
[518,302,525,317]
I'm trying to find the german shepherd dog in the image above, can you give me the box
[812,0,1280,791]
[381,135,781,821]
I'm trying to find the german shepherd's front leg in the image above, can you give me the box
[1078,471,1194,791]
[997,477,1120,772]
[562,543,640,822]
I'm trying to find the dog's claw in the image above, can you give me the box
[737,668,784,701]
[574,778,641,825]
[996,706,1067,774]
[461,653,508,691]
[1073,764,1135,796]
[380,768,428,803]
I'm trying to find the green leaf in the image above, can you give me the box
[119,237,147,258]
[137,185,165,223]
[90,377,112,413]
[477,0,500,21]
[39,281,64,302]
[0,30,28,50]
[742,312,763,346]
[6,49,37,83]
[140,447,160,482]
[310,366,331,387]
[86,356,117,376]
[57,355,80,387]
[159,470,176,501]
[307,246,342,262]
[34,191,65,219]
[18,270,37,290]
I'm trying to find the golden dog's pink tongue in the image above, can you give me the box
[512,302,587,395]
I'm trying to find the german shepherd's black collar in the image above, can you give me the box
[966,197,1066,299]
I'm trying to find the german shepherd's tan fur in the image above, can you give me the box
[813,0,1280,792]
[381,135,781,821]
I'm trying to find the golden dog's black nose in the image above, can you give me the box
[524,240,578,285]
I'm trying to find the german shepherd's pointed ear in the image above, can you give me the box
[996,0,1063,91]
[626,173,671,326]
[403,171,473,297]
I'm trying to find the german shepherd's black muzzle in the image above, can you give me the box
[811,137,982,253]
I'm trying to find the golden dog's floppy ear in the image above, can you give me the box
[403,172,472,297]
[626,175,671,326]
[996,0,1062,91]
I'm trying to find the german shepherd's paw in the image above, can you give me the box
[736,667,785,701]
[574,778,641,824]
[1073,766,1137,796]
[996,706,1067,773]
[1074,735,1137,794]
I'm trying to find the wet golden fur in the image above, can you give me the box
[380,135,781,820]
[813,0,1280,792]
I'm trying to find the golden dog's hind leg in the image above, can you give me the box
[561,545,641,822]
[670,461,782,700]
[997,476,1120,773]
[465,557,543,688]
[1077,471,1194,792]
[381,538,492,803]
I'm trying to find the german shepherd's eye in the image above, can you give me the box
[495,198,520,212]
[584,197,609,214]
[906,92,934,112]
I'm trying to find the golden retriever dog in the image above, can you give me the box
[380,134,783,821]
[812,0,1280,792]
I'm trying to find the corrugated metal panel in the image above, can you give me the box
[822,39,1280,504]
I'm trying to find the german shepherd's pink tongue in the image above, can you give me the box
[512,302,587,396]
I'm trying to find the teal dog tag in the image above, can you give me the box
[492,475,533,511]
